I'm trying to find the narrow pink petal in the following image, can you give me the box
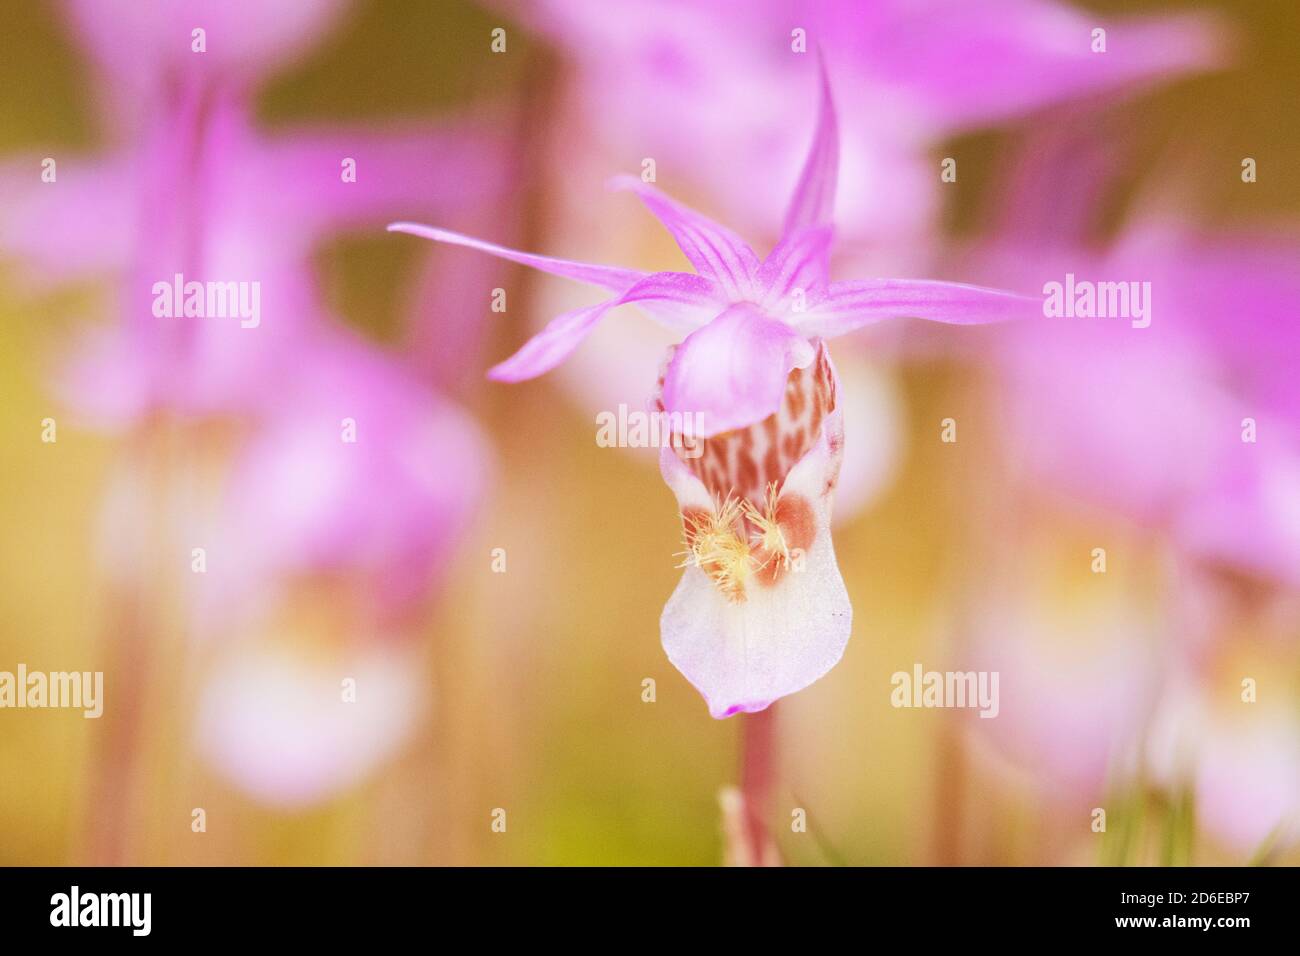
[618,270,730,331]
[388,222,645,294]
[783,55,839,235]
[860,3,1224,131]
[798,278,1037,337]
[610,175,760,299]
[662,303,814,436]
[489,301,614,383]
[758,225,833,309]
[489,271,722,382]
[0,156,134,284]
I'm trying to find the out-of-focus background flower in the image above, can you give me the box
[0,0,1296,865]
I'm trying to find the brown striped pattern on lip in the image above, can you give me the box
[660,339,838,600]
[655,339,837,508]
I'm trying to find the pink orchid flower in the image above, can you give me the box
[960,554,1165,807]
[939,127,1300,844]
[211,329,491,623]
[2,78,497,610]
[925,114,1300,588]
[0,89,504,425]
[488,0,1221,538]
[971,225,1300,588]
[391,63,1031,717]
[2,2,501,807]
[2,0,508,425]
[196,636,427,808]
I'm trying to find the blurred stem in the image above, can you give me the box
[932,713,966,865]
[1247,823,1285,866]
[87,420,166,865]
[88,79,208,864]
[1160,784,1196,867]
[739,705,777,865]
[87,579,149,864]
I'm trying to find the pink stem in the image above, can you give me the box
[739,704,778,864]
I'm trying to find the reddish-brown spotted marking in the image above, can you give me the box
[662,340,838,601]
[654,340,838,508]
[752,492,815,588]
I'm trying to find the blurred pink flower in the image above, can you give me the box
[949,125,1300,846]
[186,329,491,805]
[62,0,351,122]
[0,1,505,807]
[196,638,426,808]
[1,89,505,424]
[502,0,1222,246]
[392,63,1031,717]
[961,567,1164,805]
[973,225,1300,588]
[5,0,509,423]
[1193,716,1299,853]
[210,330,491,622]
[1147,678,1300,855]
[964,559,1300,856]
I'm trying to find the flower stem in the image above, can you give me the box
[739,704,778,865]
[86,422,166,865]
[931,711,966,865]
